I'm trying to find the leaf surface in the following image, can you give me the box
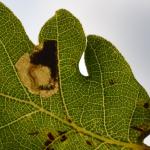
[0,2,150,150]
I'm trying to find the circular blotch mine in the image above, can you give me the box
[15,52,58,97]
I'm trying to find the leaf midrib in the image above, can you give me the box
[55,11,70,118]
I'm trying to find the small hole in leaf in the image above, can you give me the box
[60,135,67,142]
[79,52,89,77]
[143,134,150,146]
[144,103,149,109]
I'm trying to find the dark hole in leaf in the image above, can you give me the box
[47,132,55,141]
[144,103,149,109]
[46,148,50,150]
[44,140,51,146]
[60,135,67,142]
[58,131,67,135]
[30,40,58,80]
[109,79,116,85]
[86,140,92,146]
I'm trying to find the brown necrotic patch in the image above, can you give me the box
[144,102,149,109]
[15,40,58,97]
[47,132,55,141]
[60,135,67,142]
[131,126,144,132]
[43,132,55,149]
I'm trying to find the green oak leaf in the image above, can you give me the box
[0,2,150,150]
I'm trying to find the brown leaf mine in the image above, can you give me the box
[15,40,58,97]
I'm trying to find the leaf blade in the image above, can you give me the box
[0,2,150,150]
